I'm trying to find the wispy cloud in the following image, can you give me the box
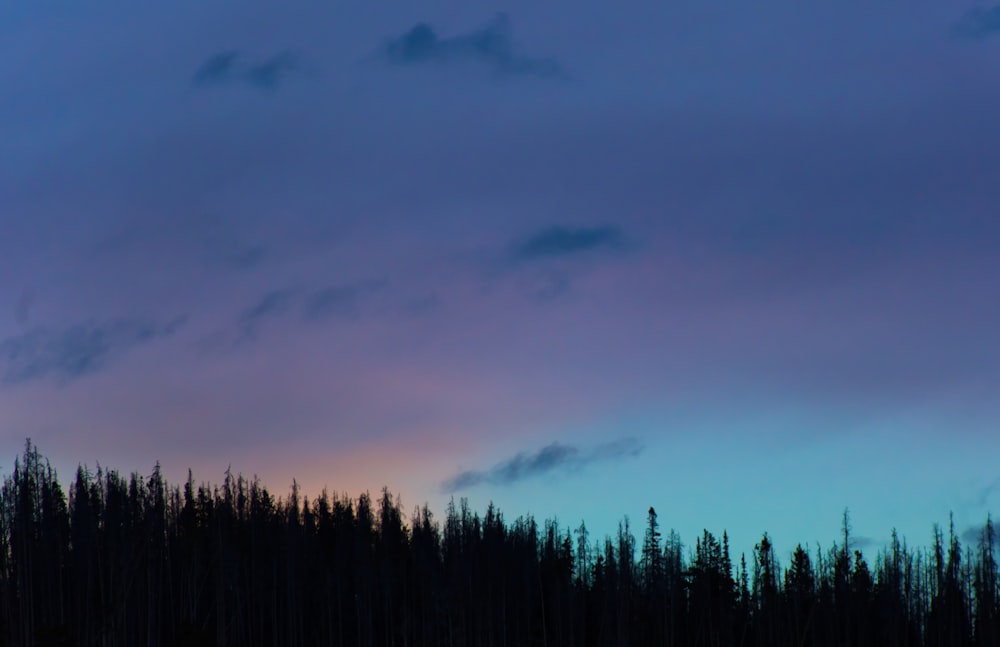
[193,50,301,90]
[221,245,267,271]
[193,51,239,85]
[443,437,643,492]
[979,476,1000,507]
[954,6,1000,39]
[0,317,185,386]
[246,52,299,90]
[512,225,624,261]
[238,289,296,337]
[234,281,385,341]
[850,536,879,552]
[962,518,998,550]
[304,281,386,321]
[381,13,564,79]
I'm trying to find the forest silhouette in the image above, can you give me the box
[1,440,997,647]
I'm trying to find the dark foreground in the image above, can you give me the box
[1,442,997,646]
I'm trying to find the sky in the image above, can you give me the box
[2,0,1000,562]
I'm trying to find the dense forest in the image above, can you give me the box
[0,441,997,647]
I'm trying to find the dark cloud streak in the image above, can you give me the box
[443,437,642,492]
[0,317,185,386]
[979,477,1000,507]
[247,52,299,90]
[305,286,362,320]
[513,225,624,261]
[236,281,385,340]
[382,14,564,79]
[222,245,267,271]
[304,281,386,321]
[238,289,296,337]
[193,51,301,90]
[962,518,999,550]
[954,6,1000,39]
[192,51,240,86]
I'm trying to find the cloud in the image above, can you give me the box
[443,437,643,492]
[979,476,1000,507]
[381,13,564,79]
[221,245,267,271]
[954,6,1000,39]
[232,281,384,341]
[246,52,299,89]
[962,519,998,550]
[193,50,300,90]
[850,536,879,552]
[305,286,362,320]
[512,225,624,261]
[193,51,240,85]
[238,289,296,337]
[304,281,386,320]
[0,317,185,385]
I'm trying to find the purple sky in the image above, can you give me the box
[2,0,1000,560]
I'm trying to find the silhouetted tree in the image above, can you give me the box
[1,441,997,647]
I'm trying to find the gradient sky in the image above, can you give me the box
[3,0,1000,562]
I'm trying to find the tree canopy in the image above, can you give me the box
[0,440,997,647]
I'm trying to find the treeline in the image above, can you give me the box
[0,441,997,647]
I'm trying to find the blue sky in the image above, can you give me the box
[2,0,1000,561]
